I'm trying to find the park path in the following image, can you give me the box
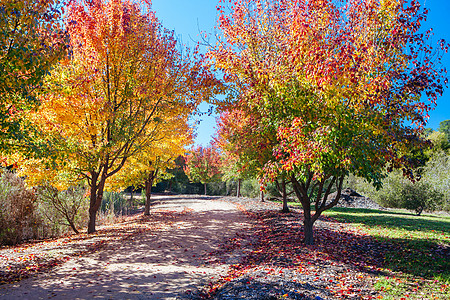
[0,195,252,300]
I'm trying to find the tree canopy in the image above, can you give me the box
[14,0,217,233]
[0,0,66,154]
[209,0,448,244]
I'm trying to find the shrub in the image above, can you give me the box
[347,170,444,215]
[422,151,450,212]
[206,181,227,195]
[37,185,89,234]
[398,181,443,215]
[0,171,42,245]
[101,191,128,215]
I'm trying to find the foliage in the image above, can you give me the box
[422,151,450,211]
[209,0,448,244]
[0,0,66,154]
[438,119,450,142]
[37,185,88,234]
[101,191,127,215]
[366,170,442,214]
[215,110,276,183]
[108,104,194,214]
[184,144,222,194]
[206,181,227,196]
[348,150,450,213]
[0,171,42,245]
[153,156,205,195]
[14,0,216,233]
[239,178,261,198]
[427,131,450,152]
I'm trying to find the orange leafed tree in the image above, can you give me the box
[18,0,216,233]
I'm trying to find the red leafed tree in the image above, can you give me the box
[184,145,222,195]
[209,0,448,244]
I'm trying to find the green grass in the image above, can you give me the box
[277,201,450,299]
[322,207,450,246]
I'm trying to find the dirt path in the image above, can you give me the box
[0,195,252,300]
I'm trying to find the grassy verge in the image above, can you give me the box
[277,201,450,299]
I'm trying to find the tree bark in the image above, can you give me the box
[303,217,314,245]
[87,171,107,234]
[237,178,241,198]
[281,178,289,213]
[204,182,207,195]
[144,170,156,216]
[291,174,314,244]
[260,189,264,202]
[67,217,79,234]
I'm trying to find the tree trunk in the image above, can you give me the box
[281,178,289,213]
[144,171,155,216]
[291,174,314,245]
[128,188,133,215]
[237,178,241,198]
[260,190,264,202]
[204,182,207,195]
[87,171,106,234]
[67,217,79,234]
[303,217,314,245]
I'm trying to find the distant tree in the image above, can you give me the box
[184,145,222,195]
[438,120,450,143]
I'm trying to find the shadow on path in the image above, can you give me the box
[0,197,251,300]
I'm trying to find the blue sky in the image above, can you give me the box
[151,0,450,146]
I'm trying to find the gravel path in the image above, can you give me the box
[0,195,253,300]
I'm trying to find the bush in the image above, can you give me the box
[37,185,89,234]
[422,151,450,212]
[101,191,129,215]
[0,171,42,245]
[346,170,444,215]
[206,181,227,195]
[398,182,443,215]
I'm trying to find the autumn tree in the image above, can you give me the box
[209,0,448,244]
[16,0,216,233]
[184,144,222,195]
[0,0,66,154]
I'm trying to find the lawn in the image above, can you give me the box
[282,201,450,299]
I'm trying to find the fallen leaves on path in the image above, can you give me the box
[0,212,166,285]
[196,199,409,299]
